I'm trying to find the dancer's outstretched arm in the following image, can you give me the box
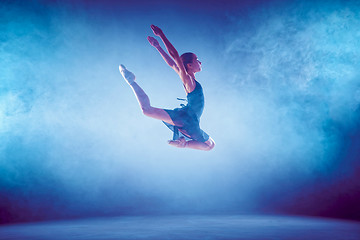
[150,25,195,93]
[148,36,179,73]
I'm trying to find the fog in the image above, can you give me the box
[1,0,360,223]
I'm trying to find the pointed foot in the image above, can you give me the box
[119,64,136,85]
[168,136,187,148]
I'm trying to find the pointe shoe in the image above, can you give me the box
[168,136,187,148]
[119,64,136,85]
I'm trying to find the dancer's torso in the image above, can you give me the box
[186,79,204,119]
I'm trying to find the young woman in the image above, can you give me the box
[119,25,215,151]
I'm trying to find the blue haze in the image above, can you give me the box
[1,0,360,222]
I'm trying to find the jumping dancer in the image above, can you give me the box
[119,25,215,151]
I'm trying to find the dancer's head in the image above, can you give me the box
[180,52,202,73]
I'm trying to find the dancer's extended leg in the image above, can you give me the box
[119,65,175,125]
[119,64,215,151]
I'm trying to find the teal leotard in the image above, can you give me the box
[163,80,209,142]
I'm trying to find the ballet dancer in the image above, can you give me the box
[119,25,215,151]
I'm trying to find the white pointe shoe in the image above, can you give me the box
[168,136,187,148]
[119,64,136,85]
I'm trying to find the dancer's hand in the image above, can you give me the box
[151,24,163,37]
[147,36,160,48]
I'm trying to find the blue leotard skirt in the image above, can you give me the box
[163,106,209,143]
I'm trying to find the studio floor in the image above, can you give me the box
[1,215,359,240]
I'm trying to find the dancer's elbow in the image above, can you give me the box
[169,49,179,59]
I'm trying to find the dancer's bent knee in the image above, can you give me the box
[205,138,215,151]
[141,106,154,117]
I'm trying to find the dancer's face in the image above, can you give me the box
[189,55,202,73]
